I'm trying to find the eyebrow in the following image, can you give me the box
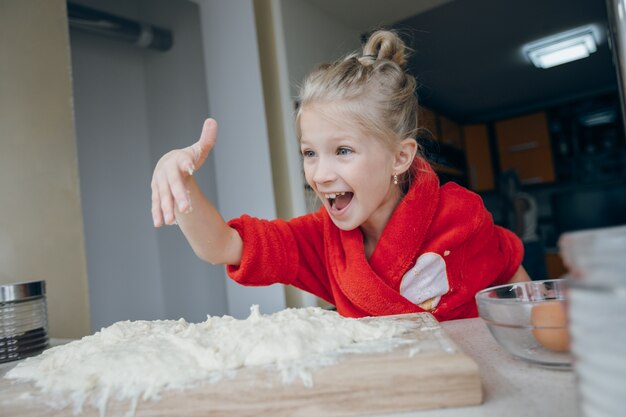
[300,134,357,146]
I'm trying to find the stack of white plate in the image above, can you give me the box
[560,225,626,417]
[0,281,49,364]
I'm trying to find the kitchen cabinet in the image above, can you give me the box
[495,112,556,184]
[419,107,467,185]
[463,124,495,192]
[419,106,464,150]
[420,106,439,139]
[548,94,626,184]
[439,115,464,150]
[545,251,567,279]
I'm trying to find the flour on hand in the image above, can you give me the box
[5,306,414,417]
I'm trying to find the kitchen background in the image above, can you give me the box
[1,0,624,338]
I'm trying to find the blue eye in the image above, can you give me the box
[302,149,316,158]
[337,147,352,156]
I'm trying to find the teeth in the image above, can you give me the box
[325,192,345,199]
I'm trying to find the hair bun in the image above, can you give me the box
[362,30,407,68]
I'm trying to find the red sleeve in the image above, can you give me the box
[226,212,334,304]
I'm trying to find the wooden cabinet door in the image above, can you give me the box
[439,115,464,150]
[463,124,495,191]
[495,112,556,184]
[545,252,567,279]
[420,106,439,140]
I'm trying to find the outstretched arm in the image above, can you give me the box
[150,119,242,265]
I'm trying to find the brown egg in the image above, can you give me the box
[530,301,570,352]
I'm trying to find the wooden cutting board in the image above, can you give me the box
[0,313,482,417]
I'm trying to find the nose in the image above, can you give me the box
[309,156,337,185]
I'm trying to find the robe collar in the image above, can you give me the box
[322,158,441,317]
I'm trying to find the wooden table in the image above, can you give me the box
[0,318,579,417]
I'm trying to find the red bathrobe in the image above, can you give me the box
[226,158,523,321]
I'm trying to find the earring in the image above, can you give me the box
[393,174,398,185]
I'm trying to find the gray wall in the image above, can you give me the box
[280,0,362,98]
[195,0,286,319]
[71,21,171,328]
[72,0,228,330]
[72,0,284,330]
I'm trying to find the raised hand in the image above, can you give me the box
[151,118,218,227]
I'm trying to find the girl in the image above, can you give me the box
[151,30,529,321]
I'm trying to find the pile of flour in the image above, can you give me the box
[5,306,415,416]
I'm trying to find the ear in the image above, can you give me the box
[392,137,418,174]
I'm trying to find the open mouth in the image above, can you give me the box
[324,192,354,211]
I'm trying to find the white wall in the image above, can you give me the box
[0,0,90,339]
[71,0,231,330]
[279,0,363,98]
[71,22,166,328]
[72,0,287,328]
[141,0,231,324]
[194,0,286,318]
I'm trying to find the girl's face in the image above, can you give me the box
[299,105,403,237]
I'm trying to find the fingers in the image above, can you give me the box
[151,118,217,227]
[156,172,176,226]
[177,155,195,178]
[151,180,164,227]
[151,152,196,227]
[166,166,192,215]
[198,118,218,153]
[151,168,192,227]
[189,118,218,169]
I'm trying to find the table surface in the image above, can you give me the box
[0,318,579,417]
[373,318,580,417]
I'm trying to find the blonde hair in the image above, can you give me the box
[296,30,421,191]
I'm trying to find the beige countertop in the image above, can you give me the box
[377,317,579,417]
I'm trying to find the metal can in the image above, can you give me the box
[0,281,49,363]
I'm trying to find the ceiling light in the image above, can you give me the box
[523,25,601,69]
[579,109,616,126]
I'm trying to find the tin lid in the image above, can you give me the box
[0,280,46,303]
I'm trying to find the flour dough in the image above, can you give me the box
[5,306,413,416]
